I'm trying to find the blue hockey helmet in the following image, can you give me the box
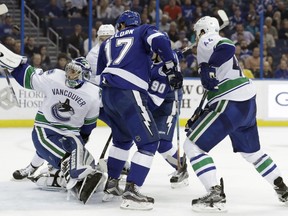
[65,57,91,88]
[116,10,141,30]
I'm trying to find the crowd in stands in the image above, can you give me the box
[1,0,288,79]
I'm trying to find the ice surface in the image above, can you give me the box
[0,127,287,216]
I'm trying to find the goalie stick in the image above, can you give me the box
[97,133,112,172]
[182,9,229,53]
[0,68,20,107]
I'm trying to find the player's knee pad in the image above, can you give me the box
[183,137,205,159]
[138,140,159,155]
[157,140,173,153]
[240,149,265,164]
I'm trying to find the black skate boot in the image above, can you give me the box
[274,177,288,203]
[121,182,154,210]
[102,177,123,202]
[13,163,41,180]
[170,162,189,189]
[192,178,227,212]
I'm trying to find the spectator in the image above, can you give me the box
[229,8,244,30]
[159,14,170,32]
[174,31,190,49]
[2,35,15,51]
[63,0,82,18]
[38,45,51,70]
[247,31,260,50]
[272,11,281,30]
[181,0,195,25]
[148,0,162,23]
[110,0,125,20]
[240,40,252,61]
[68,24,87,58]
[275,1,288,20]
[245,47,260,75]
[274,59,288,79]
[96,0,112,20]
[70,0,87,10]
[54,53,70,70]
[265,16,278,39]
[245,18,259,36]
[163,0,182,21]
[263,25,275,48]
[31,53,46,70]
[44,0,63,19]
[131,0,143,15]
[278,18,288,40]
[239,60,254,79]
[263,60,274,78]
[231,23,255,45]
[13,40,21,54]
[180,58,193,77]
[83,28,97,56]
[167,21,179,42]
[24,36,38,59]
[0,13,13,38]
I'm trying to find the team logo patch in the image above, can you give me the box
[51,98,75,121]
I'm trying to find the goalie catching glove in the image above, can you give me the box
[162,61,183,89]
[200,63,219,91]
[0,43,27,71]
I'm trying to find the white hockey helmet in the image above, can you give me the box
[97,24,115,37]
[194,16,220,39]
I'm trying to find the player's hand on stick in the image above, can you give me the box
[200,63,219,91]
[162,61,183,89]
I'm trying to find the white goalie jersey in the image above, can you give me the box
[27,67,101,135]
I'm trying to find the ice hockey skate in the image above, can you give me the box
[120,182,154,210]
[274,177,288,203]
[170,162,189,189]
[12,163,41,180]
[191,178,227,212]
[102,177,123,202]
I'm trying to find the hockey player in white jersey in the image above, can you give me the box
[183,16,288,212]
[0,46,104,204]
[86,24,115,84]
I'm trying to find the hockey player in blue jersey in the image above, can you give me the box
[96,10,183,210]
[0,45,104,204]
[148,51,189,188]
[183,16,288,212]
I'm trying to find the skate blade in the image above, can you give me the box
[120,199,153,210]
[171,178,189,189]
[192,202,227,213]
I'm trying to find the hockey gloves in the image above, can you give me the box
[162,62,183,89]
[200,63,219,91]
[185,108,203,132]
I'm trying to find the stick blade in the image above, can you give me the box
[218,9,229,29]
[0,4,8,15]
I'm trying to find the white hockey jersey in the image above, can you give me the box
[26,67,101,135]
[197,32,256,105]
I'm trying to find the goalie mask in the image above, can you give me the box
[194,16,220,39]
[65,57,92,88]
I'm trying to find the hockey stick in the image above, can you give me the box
[97,132,112,172]
[174,89,181,170]
[182,9,229,53]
